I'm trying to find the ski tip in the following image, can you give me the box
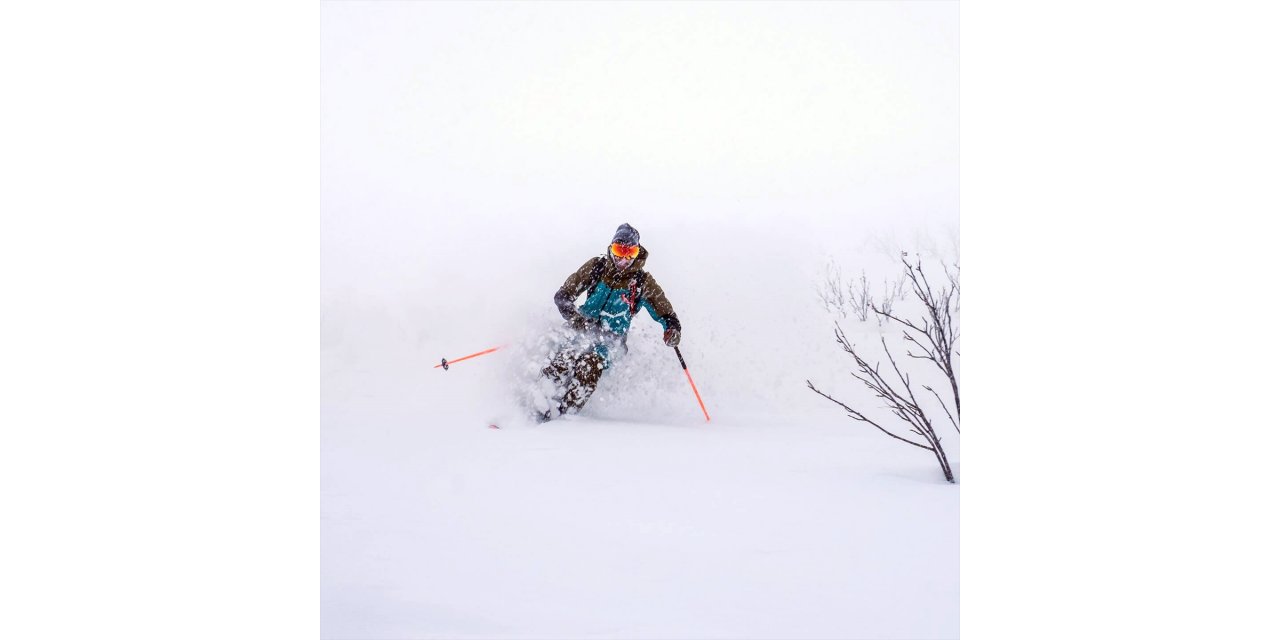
[487,423,501,429]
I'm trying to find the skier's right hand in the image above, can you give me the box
[568,313,598,332]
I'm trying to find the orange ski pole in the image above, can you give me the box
[674,346,710,422]
[435,346,503,371]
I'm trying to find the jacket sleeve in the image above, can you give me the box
[639,275,681,332]
[554,257,602,321]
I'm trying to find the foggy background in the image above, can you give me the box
[322,1,958,417]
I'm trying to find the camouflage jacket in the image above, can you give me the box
[553,245,681,338]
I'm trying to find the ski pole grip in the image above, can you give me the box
[674,346,688,370]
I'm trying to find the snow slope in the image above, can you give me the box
[322,369,958,639]
[322,295,960,639]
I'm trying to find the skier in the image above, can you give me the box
[536,223,682,421]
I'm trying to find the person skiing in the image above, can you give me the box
[536,223,681,421]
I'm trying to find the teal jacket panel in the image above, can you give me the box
[578,281,671,335]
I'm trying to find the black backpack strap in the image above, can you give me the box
[627,271,649,316]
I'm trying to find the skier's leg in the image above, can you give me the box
[541,344,578,381]
[561,350,606,414]
[532,347,577,421]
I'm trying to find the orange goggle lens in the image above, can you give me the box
[610,243,640,259]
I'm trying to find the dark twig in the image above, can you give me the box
[806,380,932,450]
[924,384,959,434]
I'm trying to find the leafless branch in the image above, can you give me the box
[806,380,932,450]
[924,384,959,434]
[850,271,871,322]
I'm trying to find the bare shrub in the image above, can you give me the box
[852,271,872,322]
[819,263,912,326]
[808,255,960,482]
[875,271,908,325]
[816,261,847,319]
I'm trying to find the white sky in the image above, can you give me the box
[322,1,958,300]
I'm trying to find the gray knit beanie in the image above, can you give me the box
[611,223,640,246]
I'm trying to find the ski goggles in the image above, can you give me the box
[609,243,640,259]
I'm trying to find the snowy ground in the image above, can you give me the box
[322,302,959,639]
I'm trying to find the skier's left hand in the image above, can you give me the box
[663,325,681,347]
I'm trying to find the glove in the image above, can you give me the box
[663,325,681,347]
[568,313,599,332]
